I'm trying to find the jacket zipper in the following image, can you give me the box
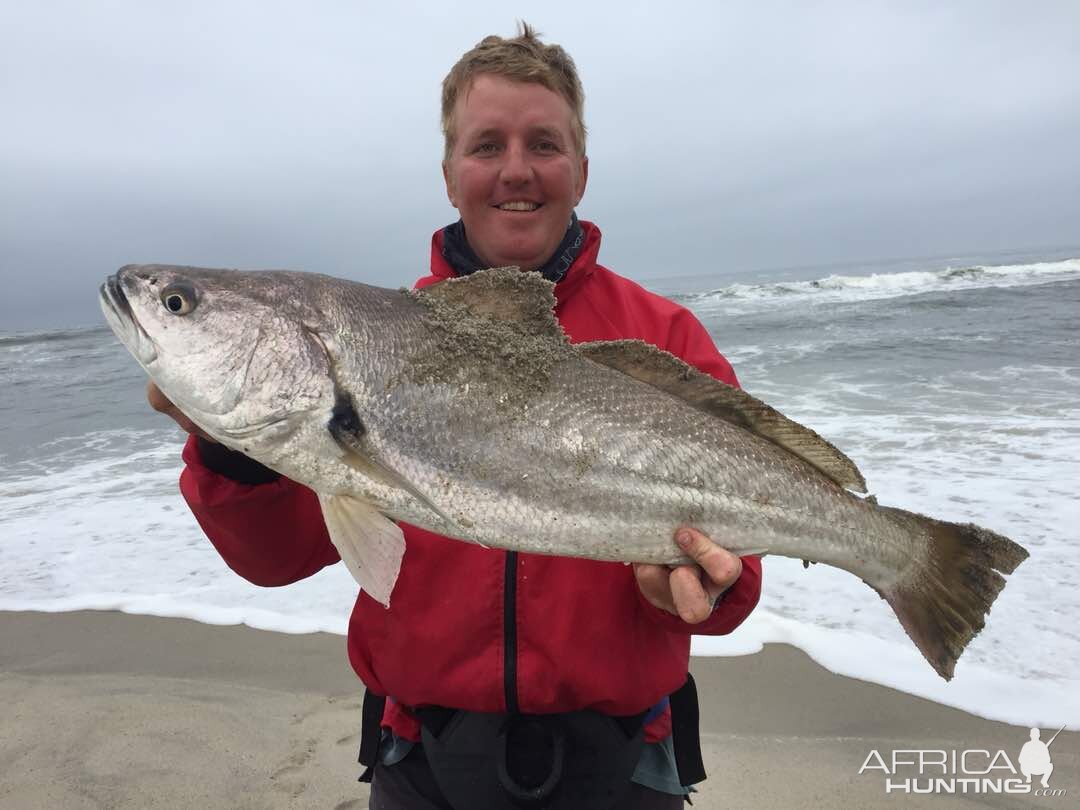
[503,550,519,714]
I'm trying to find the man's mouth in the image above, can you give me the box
[495,201,542,212]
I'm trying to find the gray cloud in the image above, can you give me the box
[2,0,1078,329]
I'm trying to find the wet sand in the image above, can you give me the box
[1,610,1073,809]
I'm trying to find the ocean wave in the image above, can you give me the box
[680,257,1080,308]
[0,325,109,349]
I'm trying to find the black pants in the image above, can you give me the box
[369,745,685,810]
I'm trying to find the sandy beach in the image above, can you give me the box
[1,610,1073,809]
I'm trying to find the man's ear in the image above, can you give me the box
[575,156,589,205]
[442,161,458,208]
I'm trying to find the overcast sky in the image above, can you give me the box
[2,0,1078,330]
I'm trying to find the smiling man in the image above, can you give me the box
[153,22,761,810]
[442,71,588,274]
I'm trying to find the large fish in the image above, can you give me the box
[100,264,1027,680]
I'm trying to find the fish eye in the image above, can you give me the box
[160,282,198,316]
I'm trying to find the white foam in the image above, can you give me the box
[691,610,1080,729]
[719,362,1080,728]
[685,257,1080,312]
[0,432,360,638]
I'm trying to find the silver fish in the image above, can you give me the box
[100,264,1028,680]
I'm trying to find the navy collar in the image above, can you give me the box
[440,213,584,284]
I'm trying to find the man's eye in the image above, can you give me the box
[534,141,559,153]
[473,143,499,154]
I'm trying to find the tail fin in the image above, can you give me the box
[877,507,1028,680]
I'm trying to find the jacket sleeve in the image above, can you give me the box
[663,305,740,389]
[635,554,762,635]
[640,303,762,636]
[179,435,340,586]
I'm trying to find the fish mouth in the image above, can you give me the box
[100,270,158,364]
[102,273,134,321]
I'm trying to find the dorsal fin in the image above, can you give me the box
[413,266,564,339]
[577,339,868,492]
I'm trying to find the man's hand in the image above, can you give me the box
[633,527,743,624]
[147,381,215,442]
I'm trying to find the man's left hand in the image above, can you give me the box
[633,527,743,624]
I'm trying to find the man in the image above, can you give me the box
[151,24,761,809]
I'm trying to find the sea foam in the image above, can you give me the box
[677,257,1080,312]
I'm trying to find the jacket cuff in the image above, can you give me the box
[194,436,280,485]
[636,554,762,635]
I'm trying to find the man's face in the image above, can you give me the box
[443,74,588,272]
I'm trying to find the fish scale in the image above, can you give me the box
[365,351,876,569]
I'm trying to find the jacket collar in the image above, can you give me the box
[428,220,603,307]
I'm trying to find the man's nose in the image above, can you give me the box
[499,143,532,184]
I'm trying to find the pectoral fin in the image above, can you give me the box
[318,493,405,607]
[328,390,457,527]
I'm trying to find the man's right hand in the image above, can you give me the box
[147,381,216,442]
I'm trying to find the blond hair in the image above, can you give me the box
[441,22,587,161]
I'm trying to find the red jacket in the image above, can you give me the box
[180,221,762,743]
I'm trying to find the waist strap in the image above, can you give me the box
[417,707,647,810]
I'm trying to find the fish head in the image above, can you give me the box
[100,264,335,453]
